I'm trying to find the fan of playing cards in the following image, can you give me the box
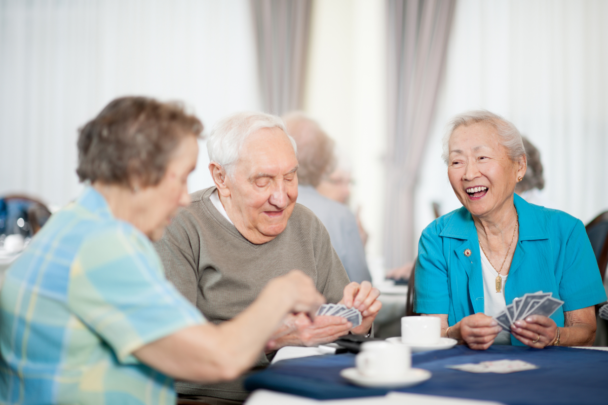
[494,291,564,332]
[315,304,362,328]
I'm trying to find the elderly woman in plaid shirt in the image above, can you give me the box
[0,97,324,405]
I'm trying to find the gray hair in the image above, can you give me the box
[516,136,545,193]
[282,111,335,187]
[207,111,297,174]
[442,110,525,164]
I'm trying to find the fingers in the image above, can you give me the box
[299,320,352,346]
[284,270,325,315]
[312,315,350,327]
[353,281,372,308]
[523,315,554,327]
[511,319,555,348]
[362,300,382,318]
[356,285,380,314]
[464,313,497,328]
[341,282,360,307]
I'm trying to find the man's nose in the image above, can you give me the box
[268,182,288,209]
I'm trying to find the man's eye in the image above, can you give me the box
[451,161,462,166]
[256,179,270,187]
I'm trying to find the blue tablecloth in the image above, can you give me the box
[244,346,608,404]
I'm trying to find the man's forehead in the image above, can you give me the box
[236,128,297,171]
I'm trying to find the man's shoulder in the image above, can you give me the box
[296,187,355,224]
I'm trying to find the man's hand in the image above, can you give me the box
[267,313,352,350]
[339,281,382,335]
[460,313,502,350]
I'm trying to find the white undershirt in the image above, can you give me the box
[480,247,512,345]
[210,189,233,225]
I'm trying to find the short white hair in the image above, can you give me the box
[207,111,297,173]
[442,110,525,164]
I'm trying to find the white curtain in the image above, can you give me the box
[0,0,261,207]
[415,0,608,246]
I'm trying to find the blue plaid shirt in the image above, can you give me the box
[0,187,205,404]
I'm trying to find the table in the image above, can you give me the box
[245,345,608,405]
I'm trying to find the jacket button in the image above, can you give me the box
[464,249,471,257]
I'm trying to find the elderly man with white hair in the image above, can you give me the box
[155,111,381,404]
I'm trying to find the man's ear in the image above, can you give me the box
[209,162,231,197]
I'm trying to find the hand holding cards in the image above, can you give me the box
[315,304,362,328]
[494,291,563,333]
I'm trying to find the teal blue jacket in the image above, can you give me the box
[414,194,606,346]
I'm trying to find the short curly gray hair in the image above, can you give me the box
[76,96,203,188]
[442,110,525,164]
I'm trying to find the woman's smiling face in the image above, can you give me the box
[447,122,526,220]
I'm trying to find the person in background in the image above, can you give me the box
[415,110,605,349]
[155,111,381,404]
[514,136,551,207]
[283,112,372,284]
[316,150,369,247]
[0,97,325,405]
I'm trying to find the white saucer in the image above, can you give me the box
[340,367,431,388]
[386,337,458,353]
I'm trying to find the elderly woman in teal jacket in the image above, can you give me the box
[415,110,606,349]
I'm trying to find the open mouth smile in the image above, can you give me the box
[466,186,488,200]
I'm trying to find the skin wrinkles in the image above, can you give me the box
[210,127,299,244]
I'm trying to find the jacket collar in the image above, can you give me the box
[439,193,549,241]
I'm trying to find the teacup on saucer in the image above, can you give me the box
[386,336,458,353]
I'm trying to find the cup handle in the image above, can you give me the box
[356,352,378,377]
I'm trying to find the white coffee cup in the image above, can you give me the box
[4,234,25,253]
[401,316,440,346]
[355,341,411,378]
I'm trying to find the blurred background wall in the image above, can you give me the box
[1,0,607,272]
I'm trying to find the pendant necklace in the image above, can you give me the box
[480,215,518,293]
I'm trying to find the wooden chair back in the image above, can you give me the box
[405,257,420,316]
[585,211,608,282]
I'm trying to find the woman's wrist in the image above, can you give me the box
[549,327,561,346]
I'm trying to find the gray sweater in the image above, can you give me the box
[155,186,349,401]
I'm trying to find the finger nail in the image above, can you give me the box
[515,321,523,327]
[526,317,533,322]
[490,321,497,326]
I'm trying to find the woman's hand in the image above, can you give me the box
[267,270,325,316]
[511,315,557,348]
[460,313,503,350]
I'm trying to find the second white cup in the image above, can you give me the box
[401,316,440,346]
[355,341,411,378]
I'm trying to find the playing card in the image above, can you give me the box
[316,304,333,316]
[345,310,362,327]
[327,304,347,316]
[448,360,538,373]
[495,311,511,332]
[517,292,549,320]
[505,303,516,324]
[527,296,564,318]
[512,298,523,320]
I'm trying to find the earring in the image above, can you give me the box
[517,177,523,182]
